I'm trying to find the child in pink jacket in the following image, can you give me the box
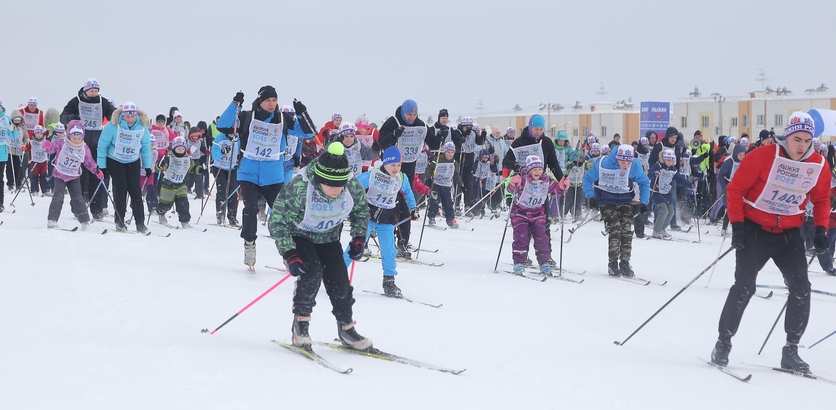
[45,126,102,229]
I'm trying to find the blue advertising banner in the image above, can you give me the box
[640,101,671,141]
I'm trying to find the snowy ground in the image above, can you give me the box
[2,188,836,410]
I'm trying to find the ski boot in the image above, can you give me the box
[540,263,553,276]
[244,240,256,271]
[158,213,167,225]
[216,213,224,225]
[711,339,731,367]
[619,260,635,278]
[114,220,128,232]
[382,276,403,298]
[824,267,836,276]
[608,261,620,277]
[80,222,90,231]
[447,218,459,229]
[781,344,810,374]
[396,245,412,260]
[427,217,436,226]
[136,224,148,234]
[338,322,373,351]
[228,217,240,227]
[512,264,526,275]
[181,222,192,229]
[291,316,312,348]
[47,220,58,229]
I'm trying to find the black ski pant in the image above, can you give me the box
[82,131,108,217]
[563,185,584,220]
[214,167,239,222]
[396,161,416,247]
[107,158,145,229]
[428,185,455,222]
[239,181,282,242]
[5,154,23,190]
[460,153,476,210]
[0,161,5,205]
[717,220,811,345]
[291,237,354,324]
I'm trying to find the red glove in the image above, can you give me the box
[501,168,510,178]
[283,250,307,276]
[411,174,430,196]
[96,170,104,180]
[348,236,366,261]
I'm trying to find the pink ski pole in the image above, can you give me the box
[202,272,293,335]
[349,260,357,284]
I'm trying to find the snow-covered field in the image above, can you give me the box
[2,190,835,410]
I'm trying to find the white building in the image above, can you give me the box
[475,92,836,144]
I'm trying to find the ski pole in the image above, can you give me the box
[202,272,293,335]
[348,260,356,284]
[493,215,511,272]
[460,178,507,218]
[415,201,430,260]
[614,246,735,346]
[693,195,702,243]
[757,254,815,355]
[392,198,429,228]
[704,234,727,288]
[807,329,836,349]
[196,167,220,224]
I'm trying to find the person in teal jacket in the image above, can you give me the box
[0,102,12,211]
[583,144,650,277]
[97,102,153,232]
[342,146,417,298]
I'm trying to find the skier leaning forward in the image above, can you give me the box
[269,142,372,350]
[710,112,831,373]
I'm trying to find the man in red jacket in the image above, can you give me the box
[711,111,830,374]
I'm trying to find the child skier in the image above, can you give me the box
[156,137,193,228]
[471,148,497,218]
[269,142,371,350]
[27,125,51,196]
[45,126,103,229]
[649,148,687,239]
[508,155,568,275]
[343,146,417,297]
[583,144,650,277]
[427,141,460,228]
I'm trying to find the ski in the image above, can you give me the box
[645,236,699,244]
[426,225,448,231]
[545,273,584,284]
[271,340,353,375]
[413,247,439,253]
[614,276,650,286]
[52,226,79,232]
[756,284,836,298]
[361,290,443,309]
[211,223,242,230]
[704,359,752,382]
[502,270,548,282]
[264,265,287,273]
[743,362,836,385]
[755,290,774,300]
[316,341,466,375]
[366,254,445,267]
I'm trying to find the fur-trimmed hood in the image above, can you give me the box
[110,108,150,129]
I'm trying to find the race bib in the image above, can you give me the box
[189,139,203,160]
[597,160,631,194]
[78,101,103,130]
[297,180,354,233]
[516,179,550,209]
[152,129,169,150]
[345,142,362,176]
[284,134,299,159]
[113,127,143,163]
[462,131,479,154]
[164,155,191,184]
[23,112,39,131]
[434,162,455,187]
[216,140,237,170]
[366,167,401,209]
[751,145,823,216]
[511,143,544,167]
[30,139,48,163]
[244,115,282,161]
[396,126,428,163]
[415,151,428,174]
[55,142,86,177]
[656,169,676,194]
[568,165,585,186]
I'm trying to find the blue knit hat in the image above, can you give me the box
[382,146,402,165]
[529,114,545,129]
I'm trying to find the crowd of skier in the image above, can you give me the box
[2,80,835,377]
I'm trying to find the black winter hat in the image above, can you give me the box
[665,126,679,138]
[256,85,278,102]
[313,142,351,187]
[438,108,449,119]
[758,129,773,142]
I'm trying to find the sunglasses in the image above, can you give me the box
[123,111,137,116]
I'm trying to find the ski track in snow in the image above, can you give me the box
[1,193,836,409]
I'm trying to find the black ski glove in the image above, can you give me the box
[588,198,598,209]
[633,203,648,216]
[348,236,366,261]
[814,226,828,255]
[283,249,307,276]
[731,222,745,250]
[233,91,245,104]
[410,210,420,221]
[145,168,153,177]
[292,99,307,115]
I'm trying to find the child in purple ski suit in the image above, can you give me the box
[508,155,567,275]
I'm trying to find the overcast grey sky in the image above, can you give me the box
[4,0,834,125]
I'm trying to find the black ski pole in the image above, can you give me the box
[415,200,430,260]
[693,194,702,242]
[493,216,511,272]
[757,254,815,354]
[807,329,836,349]
[614,246,735,346]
